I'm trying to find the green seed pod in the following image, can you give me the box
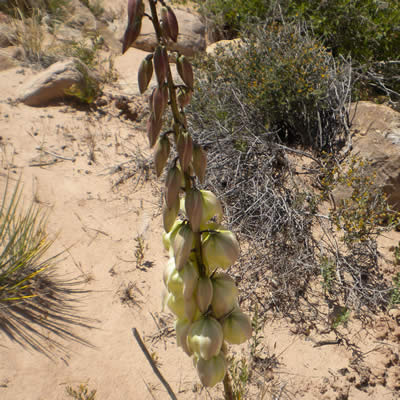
[167,266,184,298]
[154,135,170,178]
[163,257,176,287]
[162,220,183,252]
[176,55,194,90]
[175,318,192,355]
[138,54,153,94]
[166,259,199,300]
[196,353,226,387]
[211,272,238,318]
[192,144,207,184]
[166,292,186,319]
[172,222,194,270]
[185,188,203,232]
[187,316,223,360]
[181,260,199,300]
[196,276,213,313]
[184,294,200,321]
[163,197,180,233]
[202,229,240,270]
[200,190,223,227]
[165,165,182,208]
[222,308,252,345]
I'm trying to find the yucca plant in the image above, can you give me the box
[0,178,92,356]
[122,1,252,397]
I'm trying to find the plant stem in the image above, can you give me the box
[222,343,234,399]
[223,371,234,400]
[147,2,235,398]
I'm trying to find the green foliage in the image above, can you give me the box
[0,179,52,303]
[0,0,68,20]
[63,35,114,104]
[389,273,400,307]
[319,155,400,244]
[192,22,351,150]
[331,306,350,329]
[286,0,400,64]
[229,357,249,400]
[66,383,96,400]
[64,65,101,105]
[195,0,276,39]
[0,178,92,355]
[320,256,335,293]
[196,0,400,64]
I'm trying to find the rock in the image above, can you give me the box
[66,0,97,32]
[206,38,244,57]
[18,58,97,106]
[336,101,400,210]
[0,22,14,47]
[111,6,205,57]
[0,51,17,71]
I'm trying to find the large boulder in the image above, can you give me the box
[346,101,400,209]
[111,6,206,57]
[18,58,97,106]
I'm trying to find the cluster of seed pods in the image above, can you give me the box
[122,0,252,388]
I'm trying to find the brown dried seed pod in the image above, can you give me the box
[154,135,171,178]
[154,46,168,86]
[152,86,166,122]
[161,6,179,42]
[192,143,207,184]
[177,55,194,90]
[122,0,144,54]
[166,6,179,42]
[160,7,172,41]
[177,132,193,173]
[177,87,192,109]
[185,188,203,232]
[137,55,153,94]
[165,165,183,208]
[147,113,162,148]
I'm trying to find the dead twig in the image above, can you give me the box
[132,328,178,400]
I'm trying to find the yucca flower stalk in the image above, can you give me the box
[122,1,252,397]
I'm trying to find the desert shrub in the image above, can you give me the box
[194,0,280,40]
[197,0,400,64]
[9,7,60,67]
[190,22,351,152]
[287,0,400,107]
[63,34,118,104]
[314,154,400,314]
[188,22,400,319]
[286,0,400,64]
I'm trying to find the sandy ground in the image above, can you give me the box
[0,6,399,400]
